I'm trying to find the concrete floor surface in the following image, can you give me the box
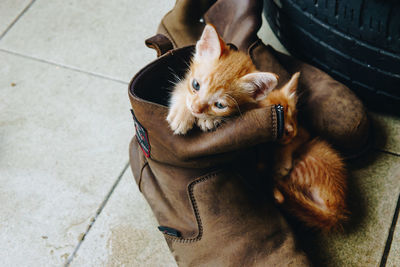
[0,0,398,266]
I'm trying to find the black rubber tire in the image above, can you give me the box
[263,0,400,115]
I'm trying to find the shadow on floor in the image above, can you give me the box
[283,150,383,266]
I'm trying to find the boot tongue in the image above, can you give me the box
[145,0,263,56]
[204,0,262,52]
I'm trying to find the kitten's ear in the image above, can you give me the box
[194,24,225,61]
[282,72,300,100]
[240,72,279,101]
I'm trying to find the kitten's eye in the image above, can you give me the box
[215,102,226,109]
[192,79,200,91]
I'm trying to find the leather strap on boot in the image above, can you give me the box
[145,34,174,57]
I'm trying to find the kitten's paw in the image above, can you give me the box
[279,124,295,144]
[197,118,221,132]
[173,119,196,135]
[274,159,293,178]
[273,188,285,204]
[167,106,195,135]
[275,166,291,178]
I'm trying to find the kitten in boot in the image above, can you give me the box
[167,24,348,231]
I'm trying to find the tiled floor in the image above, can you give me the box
[0,0,398,266]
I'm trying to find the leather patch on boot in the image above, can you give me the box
[131,109,150,158]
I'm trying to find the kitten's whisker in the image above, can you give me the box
[183,59,191,69]
[226,94,243,117]
[167,79,179,86]
[167,66,183,84]
[296,90,305,100]
[171,72,181,81]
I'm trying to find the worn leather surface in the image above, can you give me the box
[130,139,310,266]
[266,46,370,156]
[128,45,310,265]
[165,170,309,267]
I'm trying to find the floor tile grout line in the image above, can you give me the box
[0,48,129,85]
[0,0,37,41]
[65,161,130,267]
[374,148,400,158]
[379,193,400,267]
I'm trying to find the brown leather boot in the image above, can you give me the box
[146,0,370,158]
[129,46,310,266]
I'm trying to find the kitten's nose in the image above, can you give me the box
[191,104,204,114]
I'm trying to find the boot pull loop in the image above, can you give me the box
[145,34,174,57]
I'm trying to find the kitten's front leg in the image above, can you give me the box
[274,127,310,178]
[167,104,196,135]
[167,87,196,135]
[274,146,295,178]
[196,118,222,132]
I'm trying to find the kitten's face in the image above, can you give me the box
[185,51,254,119]
[184,25,278,119]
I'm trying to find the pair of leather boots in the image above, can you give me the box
[129,0,370,266]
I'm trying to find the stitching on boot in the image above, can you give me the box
[164,171,221,243]
[138,161,149,193]
[271,105,277,140]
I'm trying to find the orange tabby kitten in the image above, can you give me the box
[264,74,348,231]
[167,24,348,230]
[166,25,278,134]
